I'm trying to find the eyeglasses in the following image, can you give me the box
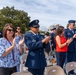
[7,29,14,32]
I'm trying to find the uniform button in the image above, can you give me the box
[40,53,41,54]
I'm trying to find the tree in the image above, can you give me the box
[0,6,30,33]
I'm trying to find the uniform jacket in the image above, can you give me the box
[24,31,50,69]
[64,28,76,52]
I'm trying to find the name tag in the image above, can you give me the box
[67,33,71,35]
[32,39,36,42]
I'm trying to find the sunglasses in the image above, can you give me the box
[7,29,14,32]
[17,28,21,30]
[73,24,75,26]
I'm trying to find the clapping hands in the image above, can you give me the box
[19,38,24,46]
[42,36,50,44]
[66,38,73,45]
[12,37,16,47]
[73,34,76,38]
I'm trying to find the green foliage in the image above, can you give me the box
[0,6,30,33]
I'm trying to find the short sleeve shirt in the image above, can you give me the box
[0,38,20,68]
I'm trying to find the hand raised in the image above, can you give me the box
[45,36,50,43]
[66,38,73,45]
[73,34,76,38]
[12,37,16,47]
[19,38,24,46]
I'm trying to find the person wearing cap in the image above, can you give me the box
[50,28,56,58]
[64,20,76,74]
[24,19,50,75]
[51,28,56,50]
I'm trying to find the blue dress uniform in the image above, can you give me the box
[24,20,50,75]
[64,20,76,62]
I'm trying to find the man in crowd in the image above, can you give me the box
[50,27,56,58]
[24,19,50,75]
[64,20,76,74]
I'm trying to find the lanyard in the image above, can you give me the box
[8,41,15,61]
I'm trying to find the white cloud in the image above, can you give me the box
[0,0,76,31]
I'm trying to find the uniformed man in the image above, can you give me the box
[64,20,76,75]
[64,20,76,74]
[24,19,50,75]
[64,20,76,63]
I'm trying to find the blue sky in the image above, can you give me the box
[0,0,76,31]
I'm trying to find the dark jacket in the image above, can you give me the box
[24,31,50,69]
[64,28,76,52]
